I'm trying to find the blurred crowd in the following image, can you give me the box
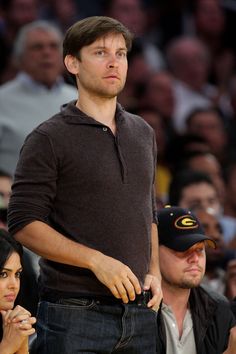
[0,0,236,308]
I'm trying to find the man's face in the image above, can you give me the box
[0,176,12,208]
[108,0,145,36]
[20,28,63,87]
[75,33,128,99]
[8,0,38,28]
[173,40,209,91]
[160,242,206,290]
[145,73,175,118]
[186,154,225,203]
[187,112,227,155]
[179,182,221,216]
[195,209,225,264]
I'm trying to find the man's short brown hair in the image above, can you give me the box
[63,16,133,60]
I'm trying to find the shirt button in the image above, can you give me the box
[103,127,108,131]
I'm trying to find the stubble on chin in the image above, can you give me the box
[163,272,204,290]
[179,273,204,289]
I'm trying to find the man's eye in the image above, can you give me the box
[196,248,205,254]
[96,51,105,56]
[117,52,127,58]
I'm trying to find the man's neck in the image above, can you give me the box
[76,94,117,134]
[163,285,191,337]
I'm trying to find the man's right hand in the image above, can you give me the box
[90,252,142,303]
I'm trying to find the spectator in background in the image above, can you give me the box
[168,169,236,246]
[185,107,228,166]
[0,20,77,176]
[104,0,165,72]
[165,132,211,174]
[195,208,235,297]
[104,0,166,113]
[178,150,226,204]
[138,107,171,206]
[141,70,176,138]
[168,170,221,215]
[0,170,12,229]
[39,0,82,33]
[166,36,217,132]
[156,205,236,354]
[183,0,236,116]
[224,158,236,220]
[74,0,104,17]
[117,40,153,111]
[0,0,39,83]
[192,0,227,58]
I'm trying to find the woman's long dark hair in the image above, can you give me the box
[0,229,23,340]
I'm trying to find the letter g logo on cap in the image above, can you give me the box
[174,215,198,229]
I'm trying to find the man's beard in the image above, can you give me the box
[163,274,203,289]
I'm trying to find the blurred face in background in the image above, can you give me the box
[195,209,225,265]
[139,110,167,159]
[195,0,225,37]
[186,153,225,203]
[143,72,175,119]
[107,0,146,36]
[179,182,221,216]
[186,111,227,158]
[169,38,209,91]
[0,176,12,209]
[20,28,63,88]
[7,0,38,28]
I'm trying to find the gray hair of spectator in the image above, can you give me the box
[165,36,210,72]
[13,20,63,62]
[63,16,133,60]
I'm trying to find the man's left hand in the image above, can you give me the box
[143,274,162,311]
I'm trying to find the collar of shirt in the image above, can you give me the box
[17,72,64,93]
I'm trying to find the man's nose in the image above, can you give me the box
[107,53,119,68]
[188,250,200,262]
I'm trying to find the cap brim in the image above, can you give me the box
[165,234,216,252]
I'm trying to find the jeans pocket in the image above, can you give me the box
[57,298,95,308]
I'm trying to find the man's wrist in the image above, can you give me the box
[86,249,104,272]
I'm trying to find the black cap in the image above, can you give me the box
[157,206,216,251]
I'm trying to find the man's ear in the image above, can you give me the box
[64,55,79,75]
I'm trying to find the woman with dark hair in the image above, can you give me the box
[0,229,36,353]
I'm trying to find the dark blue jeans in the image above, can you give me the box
[35,298,158,353]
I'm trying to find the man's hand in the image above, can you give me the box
[143,273,162,311]
[90,252,141,303]
[223,326,236,354]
